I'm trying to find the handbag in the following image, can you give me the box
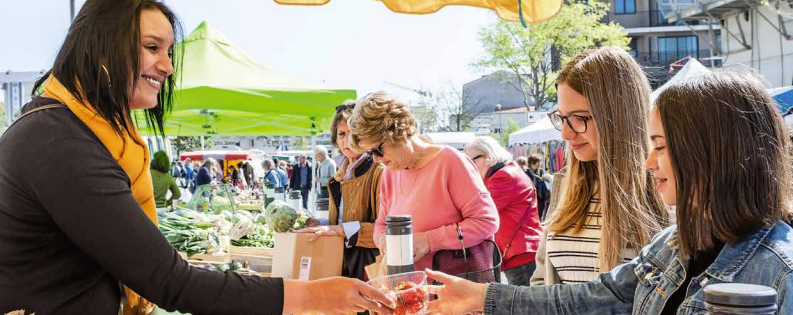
[431,224,502,284]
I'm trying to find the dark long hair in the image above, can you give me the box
[32,0,182,137]
[656,71,793,258]
[151,150,170,173]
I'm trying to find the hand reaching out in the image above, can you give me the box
[425,269,487,315]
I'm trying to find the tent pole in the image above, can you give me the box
[201,136,205,150]
[310,136,317,214]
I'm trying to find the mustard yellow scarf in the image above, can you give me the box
[44,75,157,315]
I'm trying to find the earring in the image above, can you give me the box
[101,64,112,88]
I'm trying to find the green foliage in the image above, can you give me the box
[475,0,630,110]
[500,119,521,147]
[173,136,212,157]
[294,136,308,150]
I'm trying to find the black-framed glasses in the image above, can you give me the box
[548,110,593,134]
[368,142,385,157]
[471,154,484,161]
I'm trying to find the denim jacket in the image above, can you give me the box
[484,221,793,315]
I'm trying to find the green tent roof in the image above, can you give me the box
[138,21,355,136]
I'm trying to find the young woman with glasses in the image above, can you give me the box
[531,47,669,286]
[346,92,499,272]
[423,70,793,315]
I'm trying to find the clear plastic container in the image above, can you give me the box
[368,271,429,315]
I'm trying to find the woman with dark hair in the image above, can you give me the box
[151,150,181,208]
[0,1,393,314]
[297,102,384,282]
[424,71,793,315]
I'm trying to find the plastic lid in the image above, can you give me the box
[704,283,777,306]
[386,215,412,223]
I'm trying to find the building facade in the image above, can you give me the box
[604,0,723,87]
[668,0,793,88]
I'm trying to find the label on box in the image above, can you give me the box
[299,257,311,280]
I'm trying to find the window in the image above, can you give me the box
[615,0,636,14]
[628,38,639,58]
[657,36,698,62]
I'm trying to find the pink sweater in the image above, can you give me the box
[374,146,499,271]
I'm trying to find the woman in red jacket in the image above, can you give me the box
[465,136,543,285]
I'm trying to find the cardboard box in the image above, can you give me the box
[272,232,343,280]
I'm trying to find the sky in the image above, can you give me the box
[0,0,501,106]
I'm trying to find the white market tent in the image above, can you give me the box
[650,58,711,106]
[508,116,559,146]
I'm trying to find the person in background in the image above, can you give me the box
[515,156,529,173]
[190,162,200,191]
[465,137,541,286]
[243,160,255,188]
[276,160,289,190]
[289,154,312,210]
[0,0,395,313]
[151,151,181,209]
[531,47,668,286]
[229,165,241,188]
[298,102,384,282]
[527,154,550,220]
[262,159,282,188]
[423,71,793,315]
[315,145,337,199]
[348,92,499,272]
[195,158,217,188]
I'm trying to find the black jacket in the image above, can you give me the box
[289,163,312,190]
[0,97,284,314]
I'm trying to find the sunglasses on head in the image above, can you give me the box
[335,104,354,112]
[368,142,385,157]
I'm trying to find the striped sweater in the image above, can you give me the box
[545,197,637,284]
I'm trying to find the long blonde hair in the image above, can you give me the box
[548,47,668,270]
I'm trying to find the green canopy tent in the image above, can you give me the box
[136,21,356,136]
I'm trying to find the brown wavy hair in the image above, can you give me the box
[330,100,356,148]
[348,92,417,152]
[548,47,668,270]
[657,71,793,259]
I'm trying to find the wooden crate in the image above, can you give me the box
[230,253,273,273]
[178,251,231,264]
[228,246,275,257]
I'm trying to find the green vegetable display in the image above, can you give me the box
[158,210,228,257]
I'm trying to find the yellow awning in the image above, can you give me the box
[273,0,562,24]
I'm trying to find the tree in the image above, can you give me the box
[172,136,212,157]
[413,96,439,134]
[495,118,520,147]
[434,84,487,132]
[294,136,308,150]
[0,102,5,127]
[475,0,630,110]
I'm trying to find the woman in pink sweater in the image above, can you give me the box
[347,92,499,272]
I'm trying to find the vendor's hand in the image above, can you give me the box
[413,232,430,262]
[306,277,396,315]
[296,225,345,242]
[425,269,487,315]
